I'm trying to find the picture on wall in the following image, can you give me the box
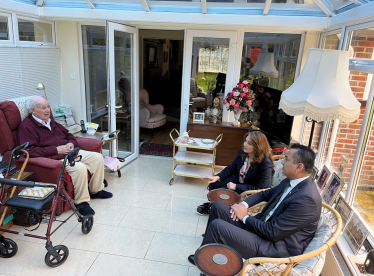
[335,195,352,230]
[193,112,205,123]
[321,173,344,205]
[344,213,369,255]
[316,165,332,192]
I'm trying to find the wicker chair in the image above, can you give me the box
[239,202,342,276]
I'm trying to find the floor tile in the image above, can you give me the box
[188,266,201,276]
[166,195,206,215]
[86,253,189,276]
[119,207,199,237]
[106,175,149,190]
[195,216,208,238]
[0,240,98,276]
[143,178,207,199]
[63,224,154,258]
[88,201,130,226]
[145,232,203,266]
[102,188,171,210]
[4,220,78,245]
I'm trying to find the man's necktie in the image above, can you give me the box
[259,181,291,221]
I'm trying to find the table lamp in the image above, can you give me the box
[36,83,47,99]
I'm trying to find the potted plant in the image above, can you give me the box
[202,76,217,106]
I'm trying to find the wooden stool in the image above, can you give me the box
[207,189,240,206]
[195,244,243,276]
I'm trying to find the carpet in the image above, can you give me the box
[139,143,176,157]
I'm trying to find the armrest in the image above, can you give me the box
[197,92,207,99]
[147,104,164,114]
[76,137,103,153]
[17,157,63,170]
[240,189,269,201]
[140,108,151,122]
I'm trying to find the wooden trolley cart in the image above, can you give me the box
[169,128,222,185]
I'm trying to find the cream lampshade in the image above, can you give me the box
[279,49,360,123]
[250,51,278,78]
[36,83,47,99]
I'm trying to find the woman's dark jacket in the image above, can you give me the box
[216,149,273,194]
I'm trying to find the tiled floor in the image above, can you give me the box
[0,156,221,276]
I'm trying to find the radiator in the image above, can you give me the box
[321,245,352,276]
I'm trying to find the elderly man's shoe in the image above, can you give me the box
[90,190,113,199]
[188,255,196,266]
[197,204,210,215]
[75,202,95,216]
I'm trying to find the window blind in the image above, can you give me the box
[0,47,61,109]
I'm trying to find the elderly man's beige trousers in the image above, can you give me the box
[65,150,104,204]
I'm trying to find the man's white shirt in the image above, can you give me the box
[32,114,51,130]
[241,176,309,223]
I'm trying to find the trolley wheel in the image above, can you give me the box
[169,178,174,185]
[44,245,69,267]
[103,179,108,188]
[0,238,18,258]
[82,215,94,234]
[117,170,121,177]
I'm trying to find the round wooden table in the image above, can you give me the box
[195,244,243,276]
[207,189,240,206]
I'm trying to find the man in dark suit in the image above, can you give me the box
[188,144,321,264]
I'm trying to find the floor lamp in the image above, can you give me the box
[279,49,361,149]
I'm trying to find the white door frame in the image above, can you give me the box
[106,21,139,166]
[180,29,239,134]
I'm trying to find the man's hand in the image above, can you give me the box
[230,203,248,222]
[66,143,74,152]
[227,182,236,190]
[202,176,220,184]
[57,145,71,155]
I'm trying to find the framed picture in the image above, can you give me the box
[193,112,205,123]
[344,213,369,255]
[316,165,331,192]
[321,173,344,205]
[311,165,319,180]
[334,195,352,230]
[277,113,285,123]
[164,51,168,62]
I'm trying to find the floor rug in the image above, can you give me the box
[139,143,176,157]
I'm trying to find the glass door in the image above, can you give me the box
[106,21,139,166]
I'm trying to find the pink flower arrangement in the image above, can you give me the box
[224,80,255,113]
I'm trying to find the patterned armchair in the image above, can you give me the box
[139,89,167,138]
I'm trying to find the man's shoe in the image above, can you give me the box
[75,202,95,216]
[202,233,205,237]
[197,204,210,215]
[90,190,113,199]
[188,255,195,266]
[198,202,210,208]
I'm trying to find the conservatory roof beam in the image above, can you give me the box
[36,0,45,7]
[201,0,207,14]
[84,0,95,9]
[140,0,150,12]
[263,0,271,15]
[348,0,363,5]
[312,0,335,17]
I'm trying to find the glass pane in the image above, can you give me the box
[285,63,296,89]
[323,33,340,50]
[0,16,8,40]
[81,25,109,152]
[271,0,303,3]
[114,30,133,158]
[18,19,52,43]
[328,0,351,11]
[190,37,230,121]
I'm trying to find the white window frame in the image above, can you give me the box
[0,12,14,46]
[14,15,56,47]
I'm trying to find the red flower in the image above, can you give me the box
[238,83,244,89]
[240,93,246,98]
[234,103,239,109]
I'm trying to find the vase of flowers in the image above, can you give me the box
[223,80,255,127]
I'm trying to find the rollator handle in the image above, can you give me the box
[65,147,81,168]
[6,142,29,172]
[0,178,57,190]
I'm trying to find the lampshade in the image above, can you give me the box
[279,49,360,123]
[36,83,45,90]
[250,52,278,78]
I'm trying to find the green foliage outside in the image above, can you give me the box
[195,72,219,92]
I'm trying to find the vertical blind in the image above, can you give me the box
[0,47,61,108]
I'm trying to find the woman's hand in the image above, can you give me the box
[202,176,220,184]
[227,182,236,190]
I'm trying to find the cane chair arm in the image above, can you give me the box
[240,189,269,201]
[272,155,285,161]
[239,203,342,276]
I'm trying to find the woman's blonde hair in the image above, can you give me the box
[242,131,274,168]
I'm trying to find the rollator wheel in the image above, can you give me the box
[103,179,108,187]
[45,245,69,267]
[169,178,174,185]
[0,238,18,258]
[82,215,94,234]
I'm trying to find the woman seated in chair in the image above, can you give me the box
[197,131,274,215]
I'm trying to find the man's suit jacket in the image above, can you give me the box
[217,149,273,194]
[244,176,322,258]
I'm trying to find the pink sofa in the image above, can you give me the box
[139,89,167,137]
[0,98,102,213]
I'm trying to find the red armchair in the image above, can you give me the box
[0,99,103,213]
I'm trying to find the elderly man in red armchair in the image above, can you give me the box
[18,96,112,216]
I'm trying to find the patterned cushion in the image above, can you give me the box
[272,159,287,187]
[10,96,32,122]
[140,99,147,109]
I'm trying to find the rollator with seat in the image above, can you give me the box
[0,143,94,267]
